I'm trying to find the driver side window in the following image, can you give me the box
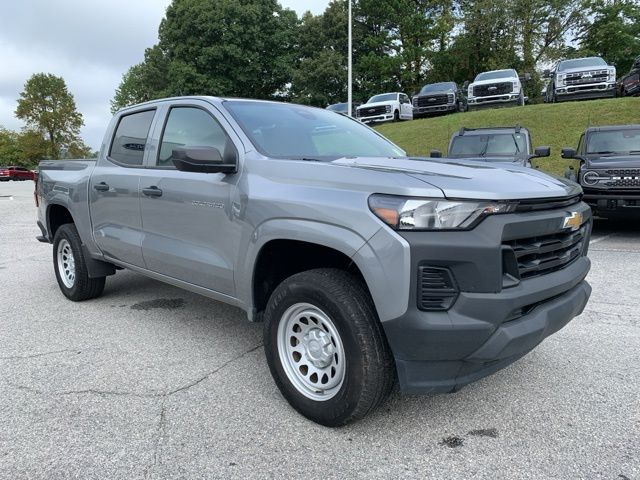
[156,107,233,168]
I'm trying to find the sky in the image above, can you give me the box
[0,0,330,150]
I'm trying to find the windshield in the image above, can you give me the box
[475,70,516,81]
[224,101,406,160]
[586,129,640,155]
[367,93,397,103]
[327,103,348,112]
[449,133,528,158]
[420,82,455,93]
[558,57,607,72]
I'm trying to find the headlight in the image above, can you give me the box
[468,86,474,97]
[368,194,516,230]
[583,171,602,186]
[608,68,616,81]
[385,105,392,113]
[512,81,519,90]
[556,74,565,86]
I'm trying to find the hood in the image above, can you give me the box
[558,65,611,75]
[415,89,454,98]
[585,155,640,169]
[333,157,580,200]
[357,101,394,110]
[471,77,517,87]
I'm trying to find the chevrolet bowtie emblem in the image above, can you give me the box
[563,211,583,231]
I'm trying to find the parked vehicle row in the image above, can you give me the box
[327,53,638,124]
[0,165,35,181]
[36,96,592,426]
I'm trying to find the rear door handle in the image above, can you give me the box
[142,186,163,197]
[93,182,109,192]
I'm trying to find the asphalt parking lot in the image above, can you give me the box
[1,180,638,479]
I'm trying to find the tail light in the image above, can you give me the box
[33,172,39,207]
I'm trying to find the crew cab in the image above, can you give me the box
[466,69,525,110]
[36,96,591,426]
[545,57,616,102]
[0,165,34,181]
[430,126,550,167]
[355,92,413,123]
[412,82,464,118]
[562,125,640,218]
[619,55,640,97]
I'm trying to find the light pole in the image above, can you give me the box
[347,0,353,117]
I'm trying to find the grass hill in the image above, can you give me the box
[375,97,640,175]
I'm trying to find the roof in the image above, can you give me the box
[455,125,528,136]
[584,124,640,132]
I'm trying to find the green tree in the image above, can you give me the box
[111,45,170,113]
[15,73,84,159]
[158,0,298,98]
[578,0,640,74]
[0,127,22,165]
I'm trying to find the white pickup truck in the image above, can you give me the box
[355,92,413,124]
[467,69,525,111]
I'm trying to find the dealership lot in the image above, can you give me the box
[0,180,638,479]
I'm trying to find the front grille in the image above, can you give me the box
[503,224,587,279]
[514,195,582,212]
[356,105,387,117]
[473,82,513,97]
[417,266,458,311]
[416,94,451,107]
[565,70,609,86]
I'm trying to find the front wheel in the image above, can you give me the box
[393,110,400,122]
[53,224,105,301]
[263,268,395,427]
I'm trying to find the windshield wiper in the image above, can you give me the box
[591,151,617,155]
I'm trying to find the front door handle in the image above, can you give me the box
[93,182,109,192]
[142,186,163,197]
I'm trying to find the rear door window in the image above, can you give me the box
[109,110,155,166]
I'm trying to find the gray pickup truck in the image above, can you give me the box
[36,97,592,426]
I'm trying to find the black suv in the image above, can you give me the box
[432,126,550,167]
[563,125,640,218]
[619,56,640,97]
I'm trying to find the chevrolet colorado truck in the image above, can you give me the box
[355,92,413,123]
[562,125,640,218]
[434,126,550,167]
[36,97,592,426]
[545,57,616,102]
[466,69,525,110]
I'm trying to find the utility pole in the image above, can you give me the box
[347,0,353,117]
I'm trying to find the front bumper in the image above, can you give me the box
[468,94,520,109]
[358,114,394,124]
[583,190,640,216]
[555,82,616,101]
[381,202,593,394]
[413,104,456,115]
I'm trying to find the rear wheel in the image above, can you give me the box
[263,268,395,427]
[53,224,105,301]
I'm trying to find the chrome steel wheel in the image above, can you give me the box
[277,303,346,401]
[57,239,76,288]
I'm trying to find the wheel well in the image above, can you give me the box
[48,204,74,238]
[252,240,366,319]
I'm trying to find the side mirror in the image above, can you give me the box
[543,69,551,79]
[521,72,532,82]
[172,146,236,173]
[430,149,442,158]
[534,146,551,157]
[561,148,577,159]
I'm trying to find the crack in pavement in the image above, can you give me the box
[0,349,82,361]
[6,343,263,399]
[144,399,167,480]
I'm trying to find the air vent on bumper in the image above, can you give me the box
[417,266,459,311]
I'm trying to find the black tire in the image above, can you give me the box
[263,268,395,427]
[393,110,400,122]
[53,223,105,301]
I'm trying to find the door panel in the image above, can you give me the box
[139,171,236,295]
[89,109,156,267]
[139,105,240,296]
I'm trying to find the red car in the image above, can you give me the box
[0,166,35,181]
